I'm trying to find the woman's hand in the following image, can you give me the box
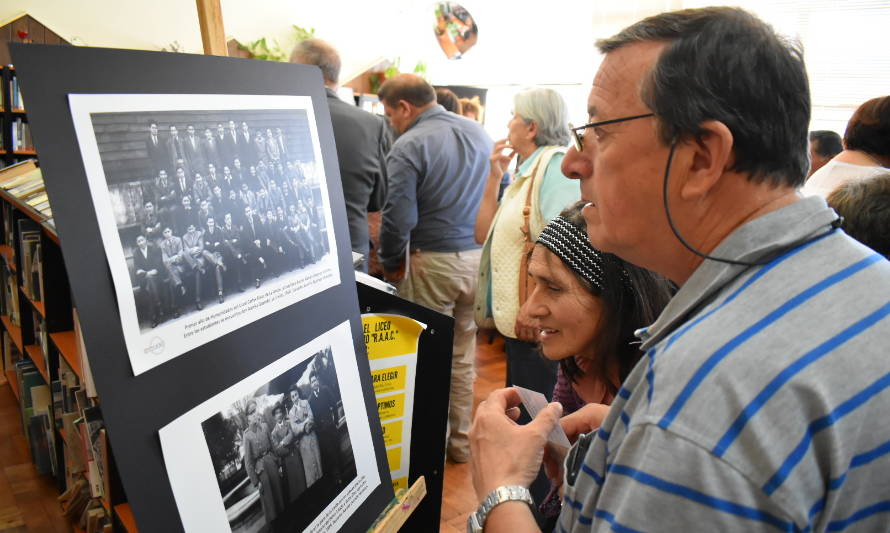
[489,138,515,181]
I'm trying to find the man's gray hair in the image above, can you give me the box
[513,88,570,147]
[290,39,341,86]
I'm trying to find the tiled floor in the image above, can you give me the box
[0,330,507,532]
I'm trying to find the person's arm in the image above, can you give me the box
[469,387,561,532]
[475,138,514,244]
[379,147,419,281]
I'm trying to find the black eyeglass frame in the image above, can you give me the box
[569,113,655,151]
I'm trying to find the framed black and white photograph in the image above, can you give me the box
[68,93,340,375]
[159,321,379,533]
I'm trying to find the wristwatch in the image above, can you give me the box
[467,485,534,532]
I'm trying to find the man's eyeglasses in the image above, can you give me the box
[569,113,655,152]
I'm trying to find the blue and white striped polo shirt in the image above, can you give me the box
[559,196,890,532]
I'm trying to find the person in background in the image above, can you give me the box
[474,88,580,402]
[827,171,890,259]
[522,203,673,528]
[803,95,889,197]
[470,7,890,532]
[436,87,463,114]
[290,39,391,273]
[807,130,842,179]
[377,73,493,463]
[460,96,484,123]
[133,234,166,328]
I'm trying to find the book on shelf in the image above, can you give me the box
[0,159,37,186]
[2,330,21,373]
[9,75,24,110]
[73,309,97,398]
[10,118,33,152]
[8,173,44,199]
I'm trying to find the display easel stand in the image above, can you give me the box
[368,477,427,533]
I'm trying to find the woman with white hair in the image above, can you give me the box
[474,88,580,400]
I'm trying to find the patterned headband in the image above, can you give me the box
[537,215,608,291]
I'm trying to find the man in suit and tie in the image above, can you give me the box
[225,120,241,168]
[202,128,223,172]
[221,212,245,291]
[175,195,199,236]
[308,372,344,493]
[146,122,170,175]
[221,165,240,194]
[159,227,188,317]
[239,122,255,167]
[133,234,166,328]
[184,124,206,176]
[174,166,192,206]
[166,125,188,179]
[154,169,178,229]
[240,206,267,288]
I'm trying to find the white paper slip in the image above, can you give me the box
[514,386,571,448]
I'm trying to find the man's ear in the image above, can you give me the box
[398,100,413,115]
[679,120,734,200]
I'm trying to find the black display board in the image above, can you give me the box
[12,43,393,532]
[356,282,453,533]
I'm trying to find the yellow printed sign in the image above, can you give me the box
[362,315,426,359]
[371,366,406,395]
[381,420,403,447]
[392,476,408,492]
[377,393,406,421]
[386,446,402,471]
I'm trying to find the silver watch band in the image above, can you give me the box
[467,485,534,533]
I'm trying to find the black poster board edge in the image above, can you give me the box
[357,281,454,532]
[12,43,393,532]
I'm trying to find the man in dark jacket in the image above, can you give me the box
[290,39,392,272]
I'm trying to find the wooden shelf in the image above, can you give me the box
[24,344,48,383]
[12,149,36,155]
[0,244,14,271]
[20,285,45,317]
[115,503,138,533]
[1,314,23,352]
[10,108,26,115]
[5,369,18,399]
[50,330,81,379]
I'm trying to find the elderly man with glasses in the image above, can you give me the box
[469,7,890,532]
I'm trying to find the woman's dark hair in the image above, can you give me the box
[544,203,675,398]
[844,96,890,158]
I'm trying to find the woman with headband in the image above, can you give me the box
[522,202,674,527]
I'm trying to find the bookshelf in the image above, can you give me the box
[0,160,130,532]
[1,66,36,167]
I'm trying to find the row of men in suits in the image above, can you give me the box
[132,201,328,328]
[145,159,310,213]
[146,120,290,183]
[142,163,314,231]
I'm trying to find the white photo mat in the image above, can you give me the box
[67,93,340,376]
[159,320,381,532]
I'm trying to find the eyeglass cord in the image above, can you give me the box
[660,139,842,268]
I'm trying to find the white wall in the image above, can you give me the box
[4,0,888,135]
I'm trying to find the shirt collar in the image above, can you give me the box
[639,196,838,349]
[405,104,445,131]
[517,146,546,177]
